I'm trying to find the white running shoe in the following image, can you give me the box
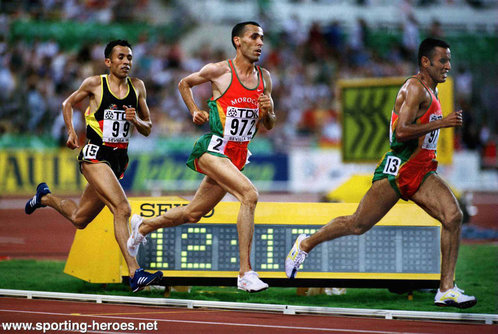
[127,214,146,257]
[285,234,308,279]
[434,285,477,309]
[237,271,269,293]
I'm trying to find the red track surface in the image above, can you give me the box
[1,297,496,334]
[0,208,74,260]
[1,195,497,333]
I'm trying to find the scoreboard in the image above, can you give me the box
[134,199,441,289]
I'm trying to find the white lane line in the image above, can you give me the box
[0,237,24,244]
[0,308,429,334]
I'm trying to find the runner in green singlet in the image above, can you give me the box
[285,38,476,309]
[127,22,276,292]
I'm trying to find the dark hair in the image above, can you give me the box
[231,21,261,49]
[418,38,450,66]
[104,40,132,59]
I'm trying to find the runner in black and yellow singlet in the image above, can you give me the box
[25,40,162,293]
[78,74,138,179]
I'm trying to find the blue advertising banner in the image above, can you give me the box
[0,150,289,195]
[121,153,289,192]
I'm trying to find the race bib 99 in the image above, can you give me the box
[102,109,132,144]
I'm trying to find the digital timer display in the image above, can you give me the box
[133,200,441,288]
[137,224,440,275]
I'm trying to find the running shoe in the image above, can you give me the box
[127,214,146,257]
[237,271,269,292]
[434,285,477,309]
[130,268,163,292]
[285,234,308,279]
[25,182,51,215]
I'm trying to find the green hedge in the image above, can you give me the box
[9,19,186,50]
[9,20,497,65]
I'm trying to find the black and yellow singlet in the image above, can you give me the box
[84,74,138,149]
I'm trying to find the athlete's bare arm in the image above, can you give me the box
[62,75,101,149]
[178,61,230,125]
[258,68,276,130]
[395,80,462,142]
[125,78,152,136]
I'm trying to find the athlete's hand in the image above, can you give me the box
[258,94,272,119]
[443,110,463,128]
[258,94,276,130]
[192,110,209,125]
[124,105,138,124]
[66,130,79,150]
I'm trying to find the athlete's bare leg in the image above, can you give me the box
[140,175,227,232]
[195,154,259,276]
[41,183,105,229]
[41,162,140,276]
[301,178,400,253]
[42,163,140,276]
[79,163,140,276]
[141,154,257,276]
[410,173,463,292]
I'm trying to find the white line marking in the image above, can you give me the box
[0,309,429,334]
[0,237,24,244]
[1,289,496,325]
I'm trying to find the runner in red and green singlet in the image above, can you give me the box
[285,38,476,309]
[186,59,265,173]
[127,22,276,293]
[372,75,443,199]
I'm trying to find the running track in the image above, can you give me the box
[1,195,497,333]
[1,297,496,334]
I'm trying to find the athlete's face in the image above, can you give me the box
[235,25,264,62]
[105,45,133,78]
[426,47,451,83]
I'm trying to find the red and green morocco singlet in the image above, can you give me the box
[373,76,443,199]
[187,60,265,173]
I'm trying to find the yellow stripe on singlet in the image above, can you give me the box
[216,100,226,129]
[85,106,102,138]
[128,77,138,101]
[105,74,130,99]
[84,75,105,138]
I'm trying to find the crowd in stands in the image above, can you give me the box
[0,0,495,167]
